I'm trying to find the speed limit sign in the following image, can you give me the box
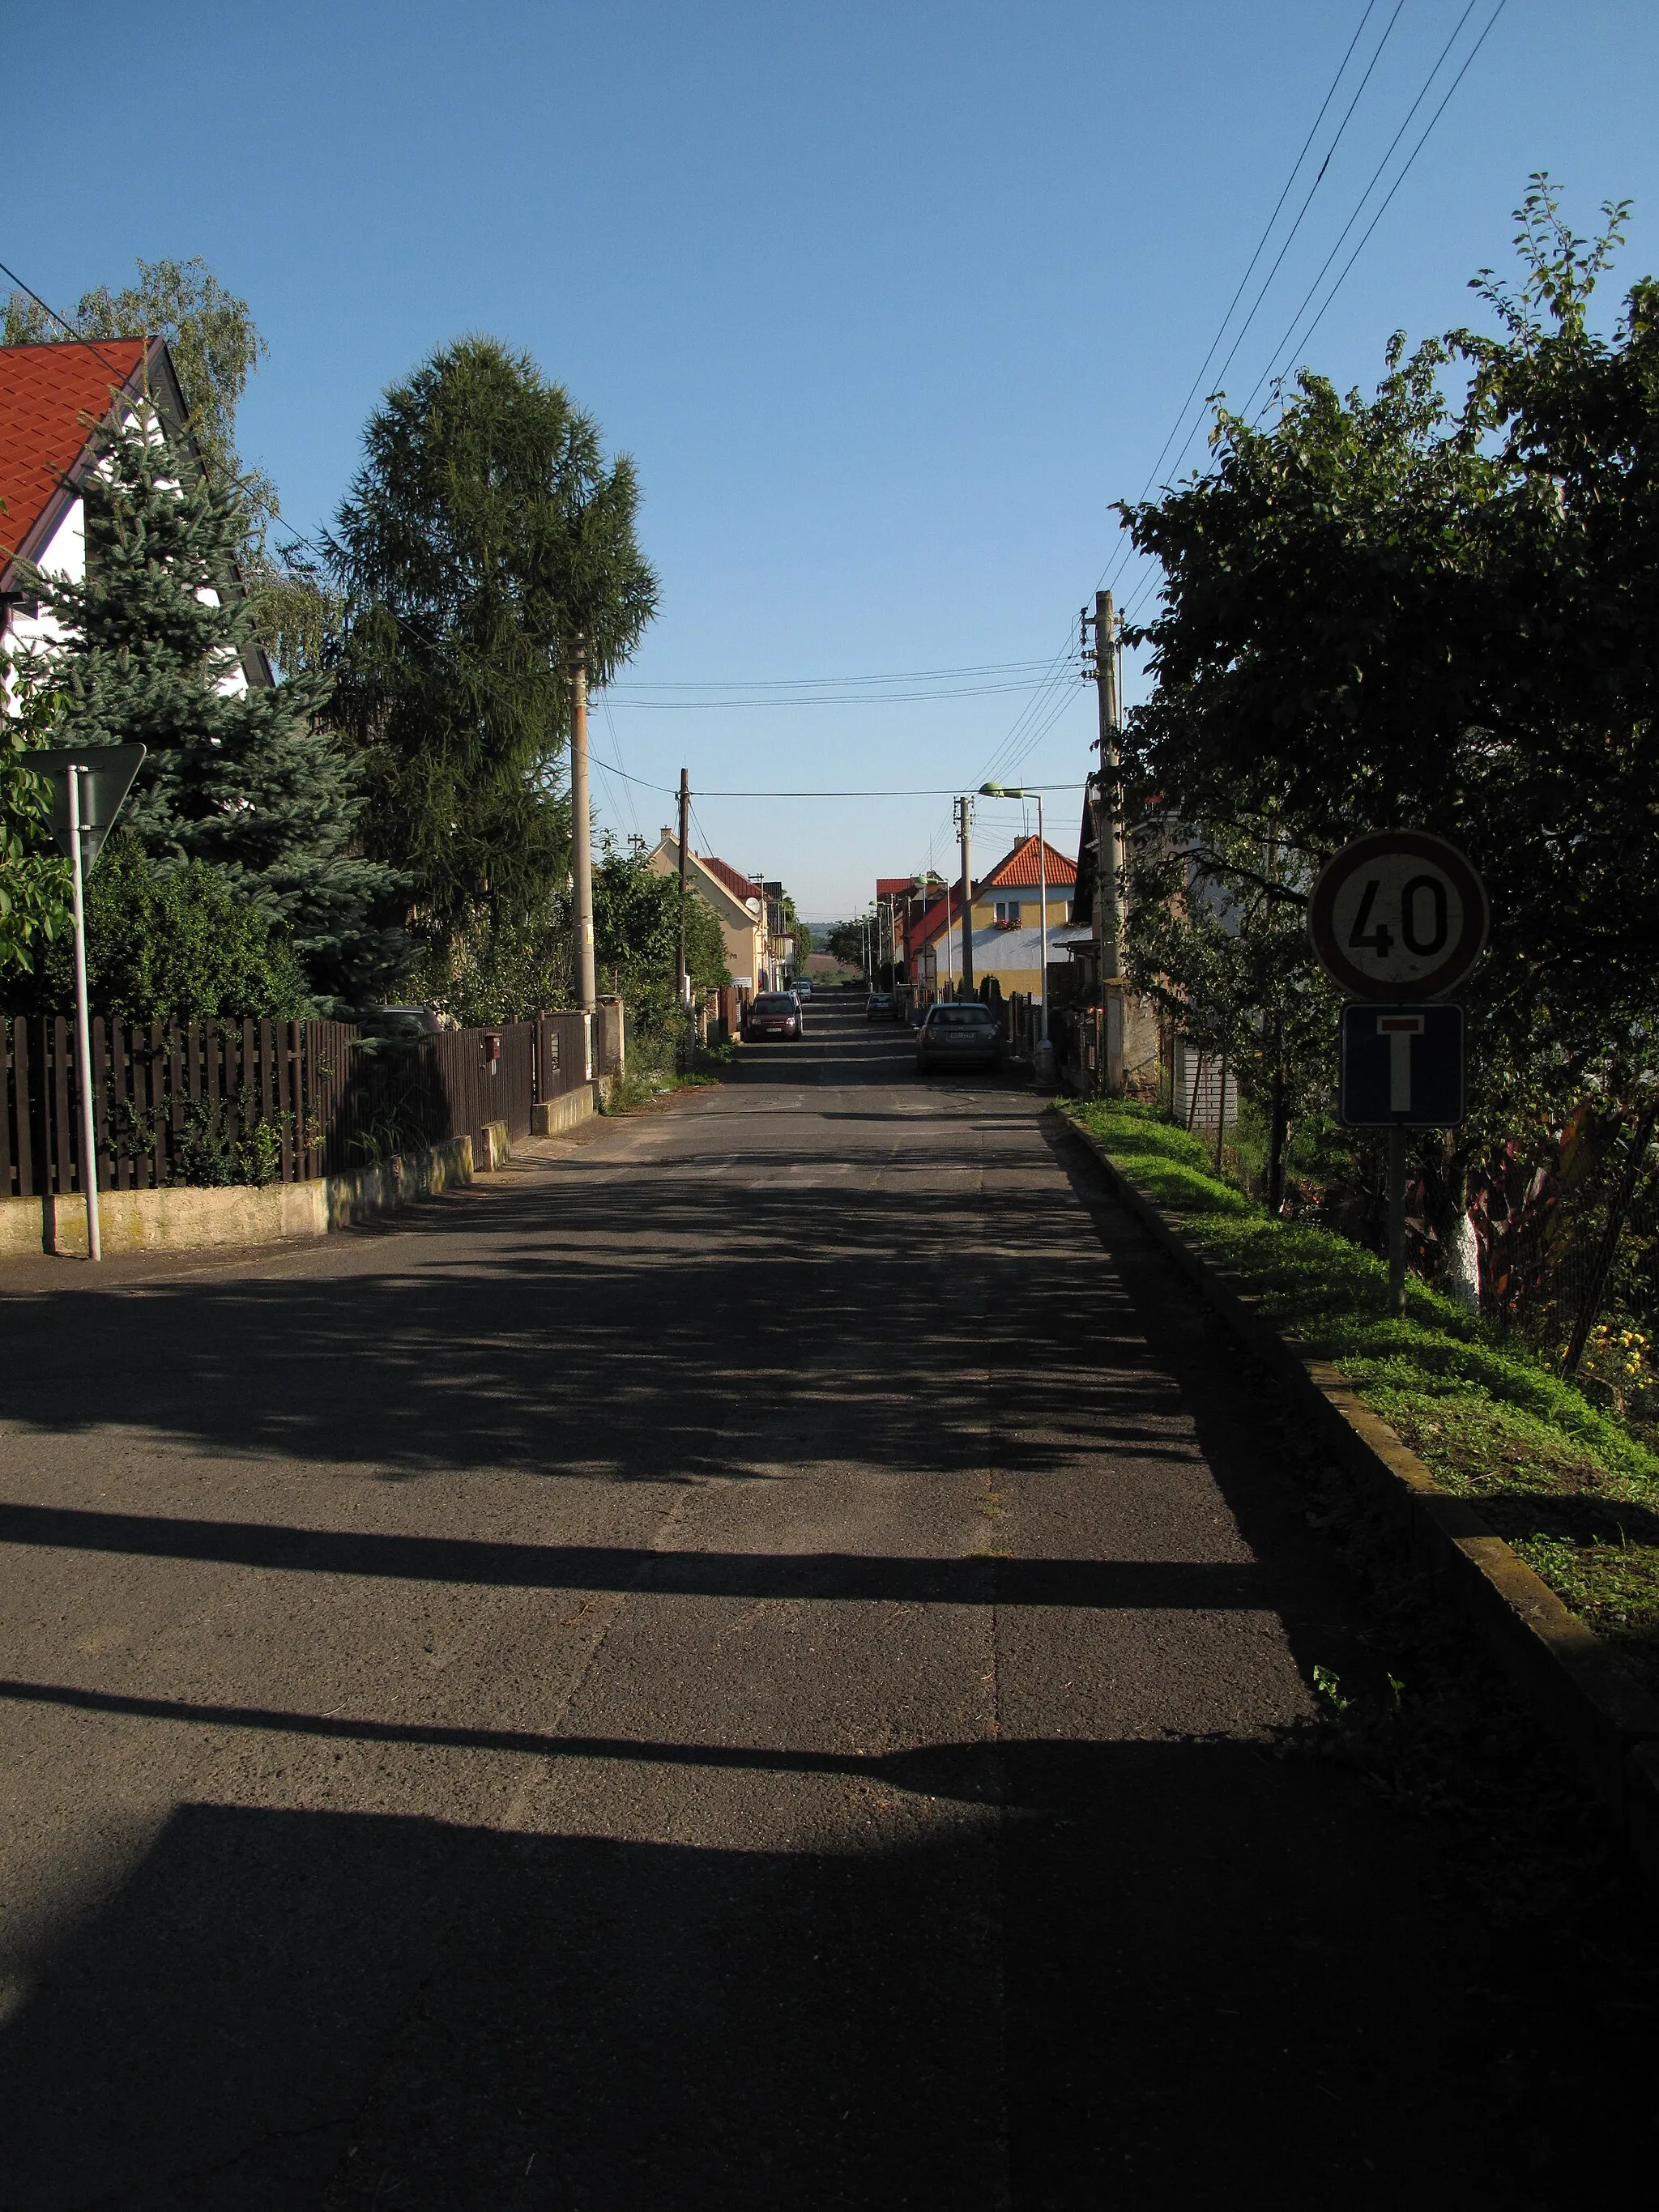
[1307,832,1488,1002]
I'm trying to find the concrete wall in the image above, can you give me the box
[0,1136,476,1259]
[531,1082,600,1137]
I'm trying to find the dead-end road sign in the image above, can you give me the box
[1339,1003,1465,1127]
[1307,830,1488,1003]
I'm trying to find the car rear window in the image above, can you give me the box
[754,995,795,1012]
[930,1007,995,1027]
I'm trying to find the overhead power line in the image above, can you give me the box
[605,676,1060,709]
[1096,0,1396,599]
[1162,0,1407,475]
[1244,0,1509,418]
[616,657,1055,692]
[1116,0,1508,639]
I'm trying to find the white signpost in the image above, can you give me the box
[31,744,147,1263]
[1307,831,1488,1315]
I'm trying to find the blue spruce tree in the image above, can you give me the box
[16,403,407,1011]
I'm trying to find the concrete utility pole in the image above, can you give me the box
[571,634,596,1013]
[956,795,975,996]
[1091,588,1126,1090]
[676,766,691,1008]
[981,782,1054,1081]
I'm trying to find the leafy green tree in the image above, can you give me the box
[0,665,70,983]
[326,338,659,961]
[416,897,574,1028]
[825,919,869,970]
[1117,179,1659,1261]
[12,406,405,1010]
[594,837,728,1029]
[1122,182,1657,1055]
[12,838,307,1022]
[1127,825,1340,1209]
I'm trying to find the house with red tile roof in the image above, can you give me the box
[643,830,781,995]
[1,335,266,703]
[910,834,1077,999]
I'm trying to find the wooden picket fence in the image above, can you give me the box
[1,1009,592,1200]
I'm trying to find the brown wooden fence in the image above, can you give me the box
[535,1012,589,1100]
[2,1008,592,1199]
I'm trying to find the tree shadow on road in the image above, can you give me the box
[1,1732,1644,2212]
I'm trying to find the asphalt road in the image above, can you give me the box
[0,998,1631,2206]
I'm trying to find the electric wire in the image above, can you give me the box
[1152,0,1407,488]
[1240,0,1497,419]
[1245,0,1509,419]
[1115,0,1508,635]
[1102,0,1398,590]
[604,676,1060,707]
[616,657,1055,692]
[598,694,642,838]
[1094,0,1394,599]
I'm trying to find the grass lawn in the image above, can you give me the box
[1067,1097,1659,1697]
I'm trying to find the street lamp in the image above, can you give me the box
[979,782,1050,1054]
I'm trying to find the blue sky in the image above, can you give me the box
[11,2,1657,916]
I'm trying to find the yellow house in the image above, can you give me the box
[644,833,780,992]
[914,835,1077,997]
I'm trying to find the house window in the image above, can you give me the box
[994,900,1022,929]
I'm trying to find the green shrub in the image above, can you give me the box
[11,840,309,1022]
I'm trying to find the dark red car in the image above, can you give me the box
[747,991,805,1040]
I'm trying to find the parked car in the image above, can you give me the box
[865,991,902,1022]
[748,991,806,1040]
[915,1002,1002,1074]
[791,976,813,999]
[356,1004,446,1040]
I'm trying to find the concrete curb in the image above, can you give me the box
[1058,1108,1659,1882]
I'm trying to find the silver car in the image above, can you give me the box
[916,1003,1001,1074]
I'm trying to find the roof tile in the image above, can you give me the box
[983,834,1077,890]
[697,851,761,906]
[0,339,146,567]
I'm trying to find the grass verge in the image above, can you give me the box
[600,1069,719,1115]
[1067,1097,1659,1695]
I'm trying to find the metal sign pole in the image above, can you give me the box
[65,765,100,1263]
[1386,1125,1406,1318]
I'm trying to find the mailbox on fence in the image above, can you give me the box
[483,1029,503,1075]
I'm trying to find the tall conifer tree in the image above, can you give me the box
[16,404,407,1008]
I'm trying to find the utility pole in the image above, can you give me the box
[981,782,1054,1081]
[676,766,690,1008]
[1088,589,1125,1091]
[955,794,975,997]
[570,633,596,1013]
